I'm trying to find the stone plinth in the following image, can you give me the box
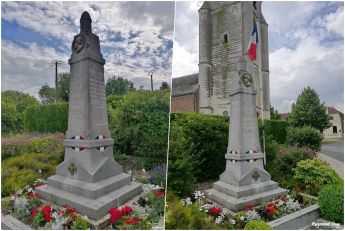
[205,56,287,211]
[37,11,142,220]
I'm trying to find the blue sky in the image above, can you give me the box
[172,1,344,113]
[1,1,175,99]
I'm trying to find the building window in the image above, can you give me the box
[333,126,337,134]
[223,34,228,43]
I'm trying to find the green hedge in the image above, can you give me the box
[260,119,288,144]
[286,126,322,151]
[318,184,344,223]
[24,103,68,133]
[109,90,170,168]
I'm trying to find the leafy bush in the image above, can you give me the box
[169,113,228,183]
[1,133,64,159]
[244,220,272,230]
[293,158,343,195]
[165,192,234,230]
[110,91,170,168]
[260,120,288,144]
[24,103,68,133]
[318,184,344,224]
[265,143,314,189]
[286,126,322,151]
[2,90,39,134]
[1,152,63,197]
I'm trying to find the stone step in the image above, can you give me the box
[213,180,278,198]
[47,173,131,199]
[205,187,288,212]
[36,181,142,220]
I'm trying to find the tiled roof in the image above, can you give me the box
[172,74,198,97]
[327,106,344,115]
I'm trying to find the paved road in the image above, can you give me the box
[321,138,344,162]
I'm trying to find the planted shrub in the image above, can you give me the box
[293,158,343,195]
[169,113,228,182]
[244,220,272,230]
[260,119,288,144]
[286,126,322,150]
[1,152,63,197]
[24,103,68,133]
[265,144,314,189]
[318,184,344,224]
[110,91,170,168]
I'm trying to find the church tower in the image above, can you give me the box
[198,1,270,119]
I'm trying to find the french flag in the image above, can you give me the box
[246,22,259,61]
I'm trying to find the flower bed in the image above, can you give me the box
[177,189,316,229]
[2,181,165,230]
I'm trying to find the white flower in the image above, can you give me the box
[27,187,33,193]
[240,216,245,221]
[10,195,15,201]
[285,198,301,211]
[38,169,42,174]
[215,216,223,224]
[185,197,192,205]
[142,169,146,173]
[245,210,261,221]
[230,219,236,224]
[194,191,204,199]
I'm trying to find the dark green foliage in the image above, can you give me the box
[244,220,272,230]
[293,158,343,196]
[24,103,68,133]
[1,90,39,134]
[105,76,135,96]
[289,86,332,132]
[270,106,280,120]
[260,119,288,144]
[107,95,124,110]
[265,143,314,189]
[318,184,344,224]
[38,73,70,103]
[159,81,170,90]
[286,126,322,150]
[56,73,70,102]
[169,113,228,184]
[38,83,56,104]
[110,91,170,168]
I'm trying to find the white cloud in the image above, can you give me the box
[171,41,198,77]
[1,1,175,97]
[324,6,344,36]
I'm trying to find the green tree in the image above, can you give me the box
[270,106,280,120]
[38,83,56,104]
[1,90,39,133]
[289,86,332,132]
[105,76,135,96]
[159,81,170,90]
[57,73,70,102]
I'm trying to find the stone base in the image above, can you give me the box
[36,174,142,220]
[205,180,288,212]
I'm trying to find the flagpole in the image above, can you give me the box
[256,19,266,165]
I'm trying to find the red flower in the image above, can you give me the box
[66,207,77,215]
[31,208,39,217]
[42,205,51,214]
[110,208,122,223]
[73,215,78,221]
[267,206,276,215]
[44,213,52,222]
[121,206,133,216]
[33,183,45,188]
[63,204,68,208]
[125,217,141,225]
[282,196,288,202]
[27,192,42,200]
[209,207,222,216]
[155,191,165,197]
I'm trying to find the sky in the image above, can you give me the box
[172,1,344,113]
[1,1,175,99]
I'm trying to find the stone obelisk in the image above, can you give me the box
[37,12,142,221]
[205,56,287,211]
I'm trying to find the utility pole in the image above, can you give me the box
[147,70,155,92]
[50,60,63,102]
